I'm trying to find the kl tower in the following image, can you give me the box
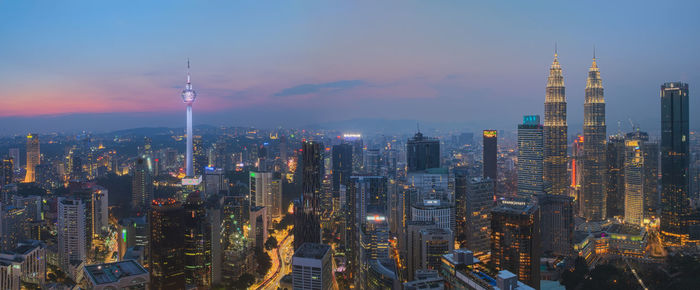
[181,59,197,177]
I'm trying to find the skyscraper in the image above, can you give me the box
[332,143,353,207]
[463,177,494,258]
[1,157,13,186]
[626,130,660,220]
[491,200,541,290]
[250,171,277,218]
[518,115,544,196]
[149,199,185,289]
[624,140,645,226]
[294,141,322,250]
[57,197,86,275]
[8,148,19,171]
[132,157,153,212]
[483,130,498,181]
[536,193,574,257]
[407,132,440,172]
[606,135,626,218]
[660,82,690,244]
[181,60,197,178]
[543,51,568,196]
[24,133,40,183]
[183,192,212,288]
[582,54,607,221]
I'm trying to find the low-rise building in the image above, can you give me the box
[81,260,149,290]
[440,249,535,290]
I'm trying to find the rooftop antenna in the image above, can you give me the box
[186,58,191,84]
[416,122,421,133]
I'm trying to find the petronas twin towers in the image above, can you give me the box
[544,49,606,221]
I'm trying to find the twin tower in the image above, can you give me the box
[544,50,606,221]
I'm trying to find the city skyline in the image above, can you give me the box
[1,1,699,134]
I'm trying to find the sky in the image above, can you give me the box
[0,0,698,135]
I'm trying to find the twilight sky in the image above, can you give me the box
[0,0,698,135]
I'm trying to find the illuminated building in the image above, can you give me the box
[440,249,534,290]
[89,185,109,242]
[193,136,206,176]
[419,228,454,270]
[543,50,568,196]
[624,140,644,225]
[517,115,544,196]
[407,132,440,172]
[294,141,322,250]
[249,171,282,220]
[0,206,28,251]
[411,199,455,232]
[181,60,197,178]
[570,135,584,211]
[343,133,364,173]
[535,193,573,257]
[364,148,381,175]
[292,243,332,290]
[403,270,444,290]
[624,130,660,220]
[463,177,494,258]
[361,214,390,260]
[57,197,86,277]
[582,54,607,221]
[1,157,12,185]
[9,148,19,171]
[407,167,449,202]
[183,192,211,288]
[574,222,648,262]
[366,259,400,289]
[660,82,690,244]
[82,260,149,290]
[359,215,391,288]
[249,206,268,251]
[483,130,497,181]
[118,216,148,261]
[404,220,437,281]
[353,176,388,225]
[131,158,153,212]
[490,200,540,289]
[454,167,469,245]
[606,135,626,218]
[0,240,46,287]
[204,167,227,197]
[24,134,40,183]
[332,143,353,211]
[149,199,185,289]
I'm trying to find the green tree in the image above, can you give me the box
[265,236,278,250]
[255,248,272,276]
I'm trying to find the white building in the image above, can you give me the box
[624,140,644,226]
[0,240,46,287]
[57,197,86,276]
[292,243,331,290]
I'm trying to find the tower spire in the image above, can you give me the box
[592,45,597,68]
[186,58,191,84]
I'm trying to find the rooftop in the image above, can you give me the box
[294,243,330,260]
[605,223,645,236]
[84,260,148,285]
[492,199,538,215]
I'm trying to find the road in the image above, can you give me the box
[255,231,293,290]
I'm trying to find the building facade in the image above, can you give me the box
[582,56,607,221]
